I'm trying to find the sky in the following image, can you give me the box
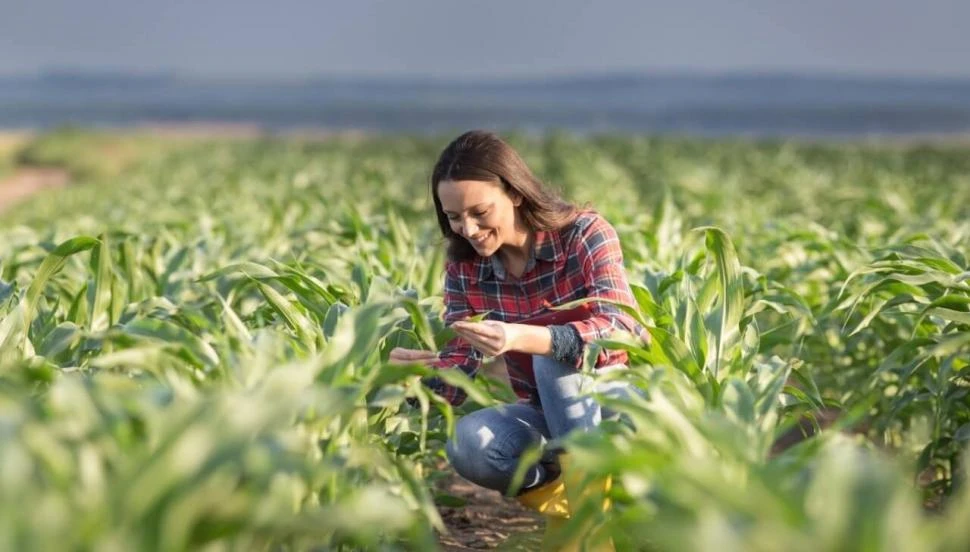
[1,0,968,79]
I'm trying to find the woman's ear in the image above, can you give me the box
[509,189,523,207]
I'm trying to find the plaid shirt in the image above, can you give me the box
[428,210,643,406]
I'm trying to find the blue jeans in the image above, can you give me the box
[445,355,635,495]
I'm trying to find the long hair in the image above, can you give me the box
[431,130,579,261]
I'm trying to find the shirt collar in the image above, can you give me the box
[476,229,560,282]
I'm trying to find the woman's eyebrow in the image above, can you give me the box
[443,202,491,215]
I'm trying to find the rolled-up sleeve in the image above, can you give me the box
[565,216,644,367]
[425,262,483,406]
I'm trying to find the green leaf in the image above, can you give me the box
[257,282,314,344]
[198,261,280,282]
[400,298,435,351]
[36,322,82,359]
[698,227,744,379]
[644,326,702,382]
[120,317,220,369]
[89,233,114,332]
[433,368,499,407]
[0,236,98,355]
[434,311,489,350]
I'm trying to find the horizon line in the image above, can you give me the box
[2,66,970,85]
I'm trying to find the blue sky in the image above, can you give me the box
[2,0,968,78]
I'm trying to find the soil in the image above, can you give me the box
[432,405,872,551]
[435,469,543,551]
[0,166,71,213]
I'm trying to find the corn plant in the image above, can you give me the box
[1,131,969,550]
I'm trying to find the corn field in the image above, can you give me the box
[0,130,969,551]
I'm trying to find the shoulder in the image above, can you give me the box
[560,209,618,247]
[557,209,624,267]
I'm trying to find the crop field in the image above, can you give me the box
[0,133,28,180]
[0,130,969,551]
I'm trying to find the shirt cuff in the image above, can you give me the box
[549,324,583,366]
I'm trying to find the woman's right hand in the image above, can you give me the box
[388,348,439,366]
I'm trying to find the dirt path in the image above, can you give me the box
[0,166,71,213]
[436,470,543,551]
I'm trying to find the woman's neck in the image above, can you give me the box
[499,230,534,277]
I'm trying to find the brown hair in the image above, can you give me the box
[431,130,579,261]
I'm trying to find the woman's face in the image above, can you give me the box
[437,179,524,257]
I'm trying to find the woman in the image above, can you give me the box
[390,130,643,549]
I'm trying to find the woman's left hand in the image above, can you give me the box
[451,320,521,357]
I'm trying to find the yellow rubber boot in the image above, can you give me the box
[515,477,572,552]
[558,454,615,552]
[515,457,615,551]
[516,476,570,518]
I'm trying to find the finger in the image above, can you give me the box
[401,348,437,357]
[456,325,505,350]
[390,348,438,360]
[453,321,491,333]
[390,348,414,359]
[453,329,485,347]
[399,353,438,361]
[454,328,499,349]
[456,333,498,357]
[453,322,500,340]
[387,357,438,366]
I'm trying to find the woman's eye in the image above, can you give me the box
[445,209,487,221]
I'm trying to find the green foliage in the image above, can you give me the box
[0,131,968,550]
[0,132,28,179]
[14,127,189,180]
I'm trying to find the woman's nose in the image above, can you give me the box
[461,219,477,237]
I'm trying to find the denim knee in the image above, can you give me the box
[445,406,548,493]
[534,355,643,437]
[533,354,599,438]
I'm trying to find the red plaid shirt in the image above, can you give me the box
[428,210,643,406]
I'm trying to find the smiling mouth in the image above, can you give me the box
[470,231,493,245]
